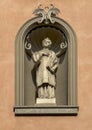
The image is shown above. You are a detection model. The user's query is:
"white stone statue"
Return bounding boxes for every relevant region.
[25,37,67,101]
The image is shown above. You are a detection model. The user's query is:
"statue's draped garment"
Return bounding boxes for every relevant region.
[32,49,58,87]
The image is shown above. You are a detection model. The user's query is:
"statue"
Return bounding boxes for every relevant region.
[25,37,67,101]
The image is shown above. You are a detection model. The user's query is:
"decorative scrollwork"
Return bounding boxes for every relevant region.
[33,4,60,24]
[60,41,67,49]
[25,36,32,50]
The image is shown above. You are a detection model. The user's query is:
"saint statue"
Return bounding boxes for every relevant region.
[25,37,67,100]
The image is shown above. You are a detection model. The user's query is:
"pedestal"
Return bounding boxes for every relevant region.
[36,98,56,104]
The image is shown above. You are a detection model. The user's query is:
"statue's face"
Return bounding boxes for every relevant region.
[42,38,52,48]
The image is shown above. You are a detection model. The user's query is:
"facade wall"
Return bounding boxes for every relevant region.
[0,0,92,130]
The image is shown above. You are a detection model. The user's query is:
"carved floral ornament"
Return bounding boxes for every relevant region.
[33,4,60,24]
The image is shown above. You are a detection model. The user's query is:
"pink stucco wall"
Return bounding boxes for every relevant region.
[0,0,92,130]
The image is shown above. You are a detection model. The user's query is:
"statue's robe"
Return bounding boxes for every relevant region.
[32,49,58,87]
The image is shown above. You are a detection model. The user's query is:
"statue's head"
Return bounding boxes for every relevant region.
[42,37,52,48]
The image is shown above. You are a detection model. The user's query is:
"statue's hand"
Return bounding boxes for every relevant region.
[47,66,54,74]
[41,52,49,56]
[60,42,67,49]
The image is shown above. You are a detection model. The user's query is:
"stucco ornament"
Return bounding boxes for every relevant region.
[33,4,60,24]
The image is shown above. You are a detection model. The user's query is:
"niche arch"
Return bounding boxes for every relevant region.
[14,17,78,115]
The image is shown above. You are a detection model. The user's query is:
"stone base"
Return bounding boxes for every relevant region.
[14,106,79,115]
[36,98,56,104]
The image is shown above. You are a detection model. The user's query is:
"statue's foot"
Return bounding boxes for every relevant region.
[48,96,55,99]
[38,95,44,98]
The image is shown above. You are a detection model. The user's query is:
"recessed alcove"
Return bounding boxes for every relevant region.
[24,24,68,106]
[14,17,78,115]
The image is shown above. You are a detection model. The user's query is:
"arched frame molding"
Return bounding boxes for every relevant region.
[14,17,78,115]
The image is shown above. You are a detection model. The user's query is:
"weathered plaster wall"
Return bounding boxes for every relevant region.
[0,0,92,130]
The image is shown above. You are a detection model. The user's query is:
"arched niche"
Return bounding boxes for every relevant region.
[14,17,78,115]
